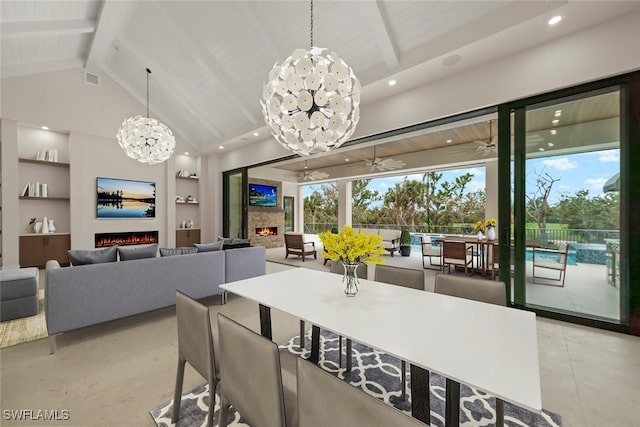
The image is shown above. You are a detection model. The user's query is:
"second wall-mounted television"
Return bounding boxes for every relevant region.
[249,183,277,207]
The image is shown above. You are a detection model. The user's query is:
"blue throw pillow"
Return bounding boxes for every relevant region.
[68,245,118,266]
[118,244,158,261]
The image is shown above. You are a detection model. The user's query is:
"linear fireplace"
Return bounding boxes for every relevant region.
[255,227,278,236]
[95,231,159,248]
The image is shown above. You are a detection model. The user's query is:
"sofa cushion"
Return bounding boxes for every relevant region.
[195,241,224,252]
[378,229,401,242]
[223,238,251,250]
[68,245,118,266]
[218,236,234,246]
[159,247,199,257]
[118,244,158,261]
[358,228,379,236]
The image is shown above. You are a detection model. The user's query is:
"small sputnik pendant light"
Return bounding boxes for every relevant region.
[117,68,176,165]
[261,0,361,156]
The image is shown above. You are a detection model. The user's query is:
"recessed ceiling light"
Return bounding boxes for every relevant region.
[388,79,397,86]
[446,139,452,143]
[552,119,559,125]
[253,132,259,137]
[345,158,350,162]
[219,145,224,150]
[547,143,554,147]
[548,15,562,26]
[538,147,545,152]
[184,152,189,155]
[550,130,557,135]
[41,126,49,130]
[554,110,562,117]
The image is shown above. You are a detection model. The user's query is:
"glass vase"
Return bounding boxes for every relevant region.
[341,262,360,297]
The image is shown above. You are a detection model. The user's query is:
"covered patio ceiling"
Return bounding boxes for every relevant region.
[255,90,620,183]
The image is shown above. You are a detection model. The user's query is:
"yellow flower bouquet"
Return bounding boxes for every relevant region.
[474,220,485,233]
[485,218,497,229]
[319,226,384,265]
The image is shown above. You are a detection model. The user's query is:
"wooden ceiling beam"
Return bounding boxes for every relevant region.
[1,19,95,38]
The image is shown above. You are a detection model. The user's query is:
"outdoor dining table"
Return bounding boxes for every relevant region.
[220,268,541,426]
[435,235,498,275]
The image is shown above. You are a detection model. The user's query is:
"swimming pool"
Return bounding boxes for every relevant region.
[410,234,605,265]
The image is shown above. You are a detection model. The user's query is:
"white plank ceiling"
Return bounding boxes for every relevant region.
[2,1,639,154]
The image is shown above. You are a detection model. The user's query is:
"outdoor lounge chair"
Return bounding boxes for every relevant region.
[532,242,569,287]
[421,235,441,270]
[284,233,317,262]
[441,241,474,276]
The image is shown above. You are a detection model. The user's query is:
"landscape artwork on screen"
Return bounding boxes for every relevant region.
[249,183,277,207]
[97,177,156,218]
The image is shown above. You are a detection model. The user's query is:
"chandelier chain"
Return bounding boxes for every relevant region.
[146,68,151,118]
[310,0,313,48]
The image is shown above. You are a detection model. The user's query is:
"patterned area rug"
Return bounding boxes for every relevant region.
[0,288,47,349]
[151,330,562,427]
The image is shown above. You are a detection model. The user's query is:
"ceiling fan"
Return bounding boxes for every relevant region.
[287,160,330,181]
[364,145,406,172]
[473,120,497,156]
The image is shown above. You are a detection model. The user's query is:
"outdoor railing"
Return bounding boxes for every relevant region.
[303,223,620,247]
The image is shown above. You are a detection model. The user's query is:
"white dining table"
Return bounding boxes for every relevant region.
[220,268,541,425]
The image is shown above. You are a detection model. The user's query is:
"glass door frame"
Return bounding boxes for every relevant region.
[498,72,640,333]
[222,167,248,239]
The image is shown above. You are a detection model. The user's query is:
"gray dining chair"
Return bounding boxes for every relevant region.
[296,358,428,427]
[217,313,298,427]
[172,291,218,427]
[374,264,425,400]
[433,272,507,425]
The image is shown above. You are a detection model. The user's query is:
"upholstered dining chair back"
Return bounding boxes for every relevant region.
[296,358,427,427]
[374,264,424,290]
[172,291,218,427]
[329,261,368,279]
[217,313,292,427]
[434,273,506,306]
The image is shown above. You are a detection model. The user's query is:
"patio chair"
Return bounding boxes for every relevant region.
[532,242,569,287]
[284,233,317,262]
[421,235,442,270]
[441,241,474,276]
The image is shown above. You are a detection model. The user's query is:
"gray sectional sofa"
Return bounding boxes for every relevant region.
[45,246,266,353]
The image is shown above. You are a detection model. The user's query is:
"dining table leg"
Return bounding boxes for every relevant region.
[299,320,305,349]
[258,304,272,340]
[410,365,430,424]
[496,398,504,426]
[445,378,460,427]
[308,325,321,364]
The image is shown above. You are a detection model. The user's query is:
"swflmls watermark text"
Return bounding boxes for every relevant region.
[3,409,70,421]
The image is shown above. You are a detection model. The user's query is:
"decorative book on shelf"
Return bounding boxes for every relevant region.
[35,149,58,162]
[21,182,48,197]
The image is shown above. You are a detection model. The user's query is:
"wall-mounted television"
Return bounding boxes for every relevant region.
[97,177,156,218]
[249,183,277,207]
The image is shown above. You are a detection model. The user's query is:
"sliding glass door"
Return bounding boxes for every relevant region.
[223,168,247,239]
[501,82,630,326]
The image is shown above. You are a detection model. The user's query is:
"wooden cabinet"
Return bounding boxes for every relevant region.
[176,229,201,247]
[19,233,71,268]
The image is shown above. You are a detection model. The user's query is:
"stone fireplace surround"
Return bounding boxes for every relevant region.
[248,178,284,249]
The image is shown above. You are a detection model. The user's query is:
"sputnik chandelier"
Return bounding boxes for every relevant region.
[117,68,176,165]
[261,0,361,156]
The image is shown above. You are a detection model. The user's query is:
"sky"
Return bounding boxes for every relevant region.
[302,149,620,206]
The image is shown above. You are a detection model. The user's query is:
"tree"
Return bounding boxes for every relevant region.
[303,190,324,229]
[351,179,381,225]
[526,169,560,244]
